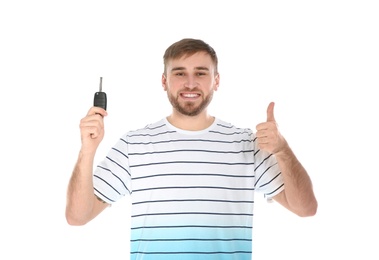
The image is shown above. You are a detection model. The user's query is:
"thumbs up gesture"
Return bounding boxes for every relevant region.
[256,102,288,154]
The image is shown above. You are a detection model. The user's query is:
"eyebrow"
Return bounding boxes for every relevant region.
[170,66,210,72]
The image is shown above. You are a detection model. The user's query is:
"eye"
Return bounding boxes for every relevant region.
[175,72,185,76]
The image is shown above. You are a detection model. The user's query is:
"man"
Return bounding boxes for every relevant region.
[66,38,317,260]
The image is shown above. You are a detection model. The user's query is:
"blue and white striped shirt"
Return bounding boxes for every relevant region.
[94,117,284,260]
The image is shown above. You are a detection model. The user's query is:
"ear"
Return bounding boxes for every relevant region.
[161,74,167,91]
[214,73,220,91]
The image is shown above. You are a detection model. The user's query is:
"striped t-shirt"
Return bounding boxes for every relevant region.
[93,117,284,260]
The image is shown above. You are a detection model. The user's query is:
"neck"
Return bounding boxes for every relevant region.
[167,111,215,131]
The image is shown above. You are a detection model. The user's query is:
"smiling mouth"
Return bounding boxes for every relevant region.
[180,93,200,99]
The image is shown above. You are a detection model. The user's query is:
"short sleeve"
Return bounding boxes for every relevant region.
[93,135,132,204]
[252,133,284,200]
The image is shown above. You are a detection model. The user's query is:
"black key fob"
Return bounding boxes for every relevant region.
[94,77,107,110]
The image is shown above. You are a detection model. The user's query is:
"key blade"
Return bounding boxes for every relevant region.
[99,77,103,92]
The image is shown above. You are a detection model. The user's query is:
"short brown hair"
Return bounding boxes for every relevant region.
[163,38,218,75]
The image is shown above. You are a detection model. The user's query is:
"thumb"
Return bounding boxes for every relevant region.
[266,102,276,122]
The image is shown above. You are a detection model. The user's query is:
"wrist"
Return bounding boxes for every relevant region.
[273,142,291,158]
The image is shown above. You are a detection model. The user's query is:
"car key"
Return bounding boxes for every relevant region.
[94,77,107,110]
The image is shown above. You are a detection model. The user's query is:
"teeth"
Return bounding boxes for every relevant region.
[183,93,198,97]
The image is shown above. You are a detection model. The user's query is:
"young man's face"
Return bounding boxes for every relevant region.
[162,51,220,117]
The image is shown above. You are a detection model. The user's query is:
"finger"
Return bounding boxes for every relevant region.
[80,122,100,137]
[80,116,104,136]
[256,122,268,131]
[257,135,267,143]
[255,129,267,138]
[266,102,275,122]
[87,106,108,117]
[89,126,101,139]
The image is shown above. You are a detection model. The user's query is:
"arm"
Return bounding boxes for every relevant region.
[65,107,110,226]
[256,102,318,217]
[271,145,317,217]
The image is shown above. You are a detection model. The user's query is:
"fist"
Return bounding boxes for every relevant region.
[79,106,108,151]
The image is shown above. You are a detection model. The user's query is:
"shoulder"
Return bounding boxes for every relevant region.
[120,119,174,143]
[213,118,253,136]
[126,118,167,135]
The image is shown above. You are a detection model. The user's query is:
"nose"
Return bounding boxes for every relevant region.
[184,75,198,89]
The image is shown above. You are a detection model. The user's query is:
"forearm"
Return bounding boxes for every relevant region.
[65,150,97,225]
[275,146,318,217]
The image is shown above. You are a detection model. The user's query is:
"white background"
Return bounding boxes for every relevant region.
[1,1,378,259]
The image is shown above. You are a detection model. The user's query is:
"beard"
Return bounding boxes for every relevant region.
[167,90,214,116]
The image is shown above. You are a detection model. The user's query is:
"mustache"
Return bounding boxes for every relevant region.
[179,87,202,93]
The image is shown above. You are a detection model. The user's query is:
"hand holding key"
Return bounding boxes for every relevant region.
[78,78,108,153]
